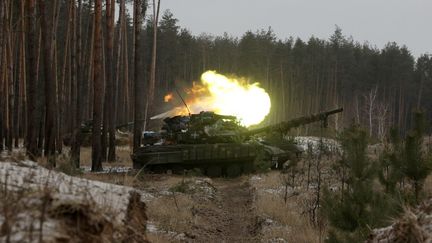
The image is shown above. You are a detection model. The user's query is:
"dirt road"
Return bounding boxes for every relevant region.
[189,178,260,242]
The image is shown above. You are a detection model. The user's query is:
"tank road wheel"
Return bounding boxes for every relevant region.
[152,165,166,174]
[226,163,242,177]
[172,165,185,175]
[242,162,254,174]
[207,165,222,177]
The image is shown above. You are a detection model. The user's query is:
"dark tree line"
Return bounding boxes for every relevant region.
[146,23,431,139]
[0,0,431,169]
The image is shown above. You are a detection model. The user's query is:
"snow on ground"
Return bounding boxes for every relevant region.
[0,160,153,221]
[0,160,152,242]
[80,165,133,173]
[294,136,341,154]
[367,199,432,242]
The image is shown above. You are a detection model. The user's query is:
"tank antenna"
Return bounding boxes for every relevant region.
[175,89,191,116]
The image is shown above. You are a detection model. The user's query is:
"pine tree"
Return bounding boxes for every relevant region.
[378,128,404,194]
[403,111,432,203]
[322,124,398,242]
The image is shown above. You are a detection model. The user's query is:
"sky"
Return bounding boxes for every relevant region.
[128,0,432,57]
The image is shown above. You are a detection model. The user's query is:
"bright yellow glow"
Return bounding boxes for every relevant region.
[155,71,271,127]
[200,71,271,126]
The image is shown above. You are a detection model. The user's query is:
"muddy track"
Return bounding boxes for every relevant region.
[189,178,260,243]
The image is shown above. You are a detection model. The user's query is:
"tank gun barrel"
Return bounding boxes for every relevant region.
[245,107,343,136]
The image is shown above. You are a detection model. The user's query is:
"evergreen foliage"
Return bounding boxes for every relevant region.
[378,111,432,203]
[378,128,404,194]
[403,111,432,202]
[323,124,399,242]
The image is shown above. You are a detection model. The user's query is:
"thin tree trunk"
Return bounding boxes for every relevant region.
[19,0,27,147]
[87,11,95,120]
[25,0,38,158]
[60,2,72,145]
[70,0,78,148]
[105,0,116,162]
[0,0,4,151]
[101,35,108,161]
[144,0,161,132]
[35,27,43,156]
[115,0,124,124]
[133,0,145,152]
[51,0,61,153]
[71,0,84,167]
[5,0,14,150]
[122,12,130,123]
[39,0,58,162]
[92,0,103,171]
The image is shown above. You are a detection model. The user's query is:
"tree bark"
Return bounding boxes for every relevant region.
[25,0,38,158]
[105,0,116,162]
[133,0,145,152]
[38,0,58,161]
[115,0,124,124]
[143,0,160,133]
[71,0,84,167]
[18,0,27,147]
[92,0,103,171]
[4,0,14,151]
[0,0,4,151]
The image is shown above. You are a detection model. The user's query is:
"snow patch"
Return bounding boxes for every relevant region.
[294,136,341,154]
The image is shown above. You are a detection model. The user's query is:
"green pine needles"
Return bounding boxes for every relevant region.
[323,111,432,242]
[402,111,432,203]
[323,125,398,242]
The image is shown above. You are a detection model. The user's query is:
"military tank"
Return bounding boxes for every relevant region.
[132,108,343,177]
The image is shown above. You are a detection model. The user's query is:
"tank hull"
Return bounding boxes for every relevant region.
[132,143,262,176]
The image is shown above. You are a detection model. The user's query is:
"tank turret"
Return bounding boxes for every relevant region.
[157,108,343,144]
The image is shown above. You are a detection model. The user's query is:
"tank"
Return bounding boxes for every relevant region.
[132,108,343,177]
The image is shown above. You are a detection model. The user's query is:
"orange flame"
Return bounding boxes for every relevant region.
[157,71,271,126]
[164,93,174,102]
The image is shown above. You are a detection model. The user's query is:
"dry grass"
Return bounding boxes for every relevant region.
[251,170,327,242]
[256,192,323,242]
[79,145,133,167]
[422,174,432,198]
[147,193,194,233]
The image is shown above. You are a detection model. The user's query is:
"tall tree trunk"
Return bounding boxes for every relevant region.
[122,10,130,124]
[25,0,38,158]
[115,0,124,124]
[51,0,61,153]
[4,0,14,151]
[60,2,72,146]
[105,0,116,162]
[18,0,27,147]
[39,0,58,162]
[101,35,108,161]
[92,0,103,171]
[143,0,161,132]
[70,0,78,150]
[0,0,4,151]
[71,0,84,167]
[35,27,43,156]
[86,11,95,120]
[133,0,145,152]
